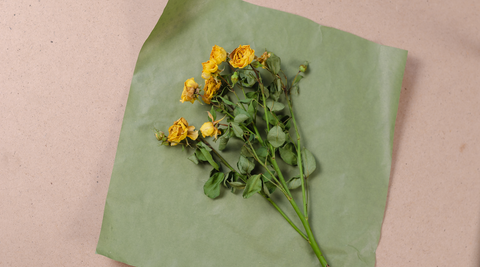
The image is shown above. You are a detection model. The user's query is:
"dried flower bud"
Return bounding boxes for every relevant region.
[256,51,270,65]
[155,130,166,141]
[231,72,239,84]
[299,61,309,72]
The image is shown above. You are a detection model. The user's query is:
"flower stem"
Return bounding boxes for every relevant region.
[197,137,308,242]
[265,197,308,241]
[245,141,288,196]
[286,94,308,218]
[270,157,328,267]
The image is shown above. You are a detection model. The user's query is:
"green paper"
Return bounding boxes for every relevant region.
[96,0,407,266]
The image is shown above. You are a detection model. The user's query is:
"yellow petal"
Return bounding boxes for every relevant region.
[200,122,215,138]
[187,129,198,140]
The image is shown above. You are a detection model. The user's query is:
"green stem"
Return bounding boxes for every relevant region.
[265,198,308,241]
[239,84,247,99]
[250,65,270,132]
[286,95,308,218]
[198,137,308,242]
[269,158,292,199]
[216,104,256,138]
[245,141,287,196]
[270,157,328,267]
[260,84,271,132]
[252,124,265,146]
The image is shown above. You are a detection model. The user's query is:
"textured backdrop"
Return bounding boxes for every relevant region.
[1,0,479,266]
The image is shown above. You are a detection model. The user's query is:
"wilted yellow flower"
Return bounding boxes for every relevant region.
[256,51,270,65]
[202,77,222,104]
[180,78,199,104]
[229,45,255,68]
[200,122,221,139]
[200,112,225,139]
[201,59,218,79]
[210,45,227,65]
[167,117,198,146]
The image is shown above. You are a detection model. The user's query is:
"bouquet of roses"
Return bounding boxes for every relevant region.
[154,44,329,267]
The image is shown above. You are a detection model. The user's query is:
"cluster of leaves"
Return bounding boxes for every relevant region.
[186,50,315,200]
[158,45,330,267]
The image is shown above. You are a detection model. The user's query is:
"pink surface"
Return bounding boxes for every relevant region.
[1,0,479,266]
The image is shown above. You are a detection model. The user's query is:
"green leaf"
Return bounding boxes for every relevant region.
[240,146,254,158]
[247,133,255,143]
[266,53,281,75]
[210,106,217,121]
[262,174,277,196]
[246,91,258,99]
[228,126,236,137]
[247,101,256,118]
[267,126,286,148]
[197,141,212,152]
[286,176,302,190]
[218,134,229,151]
[228,181,246,190]
[270,90,281,101]
[235,106,252,118]
[284,118,292,130]
[224,171,242,193]
[219,96,234,106]
[256,146,269,163]
[292,73,304,94]
[267,83,281,101]
[279,142,297,166]
[265,99,285,112]
[201,147,219,170]
[263,183,272,197]
[231,122,244,138]
[239,98,252,104]
[293,73,304,85]
[262,112,278,126]
[302,148,316,177]
[238,66,256,87]
[197,143,219,170]
[195,148,207,162]
[187,153,199,165]
[237,155,255,175]
[223,171,239,189]
[242,174,262,199]
[276,78,282,92]
[204,172,225,199]
[223,171,233,189]
[234,113,249,123]
[250,60,262,68]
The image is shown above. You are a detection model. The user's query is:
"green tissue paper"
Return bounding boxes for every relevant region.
[96,0,407,266]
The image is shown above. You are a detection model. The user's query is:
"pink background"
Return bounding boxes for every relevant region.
[1,0,479,266]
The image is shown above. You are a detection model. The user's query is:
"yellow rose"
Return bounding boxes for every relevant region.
[202,77,222,104]
[201,59,218,79]
[167,117,198,146]
[229,45,255,68]
[180,78,199,104]
[256,51,270,65]
[200,112,225,139]
[200,122,221,139]
[210,45,227,65]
